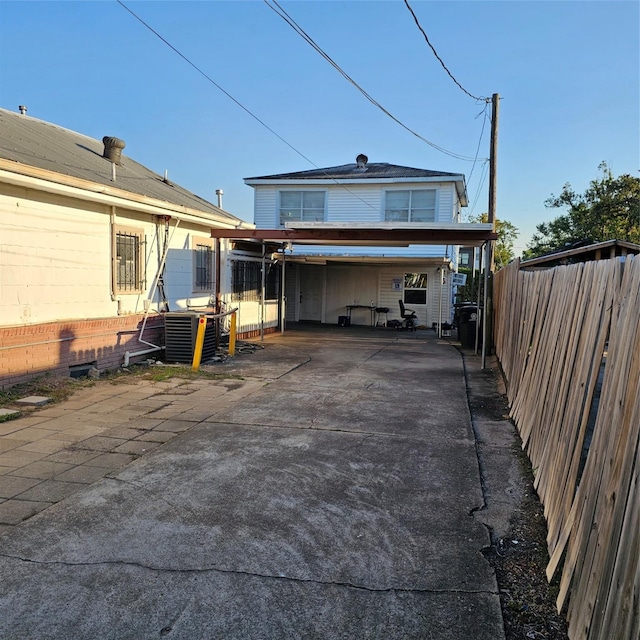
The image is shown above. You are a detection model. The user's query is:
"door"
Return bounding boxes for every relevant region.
[299,265,323,321]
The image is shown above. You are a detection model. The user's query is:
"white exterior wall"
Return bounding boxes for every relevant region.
[252,181,459,259]
[291,264,454,328]
[0,183,245,328]
[1,185,116,325]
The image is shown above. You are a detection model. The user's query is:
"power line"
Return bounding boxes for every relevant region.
[117,0,488,215]
[116,0,388,213]
[403,0,486,103]
[264,0,482,162]
[116,0,322,172]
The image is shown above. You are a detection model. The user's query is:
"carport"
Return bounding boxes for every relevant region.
[211,221,496,360]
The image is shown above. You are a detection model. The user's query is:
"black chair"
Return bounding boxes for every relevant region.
[398,299,417,331]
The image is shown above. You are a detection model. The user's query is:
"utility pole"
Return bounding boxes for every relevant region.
[482,92,499,369]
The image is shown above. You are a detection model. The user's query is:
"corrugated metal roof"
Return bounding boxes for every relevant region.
[245,162,463,181]
[0,108,240,223]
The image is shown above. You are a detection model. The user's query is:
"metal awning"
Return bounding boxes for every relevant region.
[210,222,496,247]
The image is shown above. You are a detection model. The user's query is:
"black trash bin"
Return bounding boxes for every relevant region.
[455,304,482,349]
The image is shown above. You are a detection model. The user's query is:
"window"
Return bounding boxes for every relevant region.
[459,248,472,267]
[231,260,280,302]
[193,237,215,291]
[279,191,325,226]
[385,190,436,222]
[404,273,428,305]
[113,226,144,293]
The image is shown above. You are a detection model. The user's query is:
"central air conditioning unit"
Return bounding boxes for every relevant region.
[164,312,217,364]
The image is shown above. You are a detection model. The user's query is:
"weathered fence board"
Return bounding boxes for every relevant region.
[494,255,639,640]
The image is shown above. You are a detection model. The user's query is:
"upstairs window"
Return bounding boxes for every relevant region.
[279,191,325,226]
[385,189,436,222]
[113,226,145,293]
[193,237,215,291]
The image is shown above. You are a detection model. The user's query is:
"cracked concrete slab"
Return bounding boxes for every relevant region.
[0,326,505,639]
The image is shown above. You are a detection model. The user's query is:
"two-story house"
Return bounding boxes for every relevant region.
[241,154,478,329]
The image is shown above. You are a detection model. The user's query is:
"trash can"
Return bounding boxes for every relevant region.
[455,304,482,349]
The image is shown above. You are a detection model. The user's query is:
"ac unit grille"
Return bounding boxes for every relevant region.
[164,313,217,363]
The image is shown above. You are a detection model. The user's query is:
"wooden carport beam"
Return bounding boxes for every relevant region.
[210,227,497,246]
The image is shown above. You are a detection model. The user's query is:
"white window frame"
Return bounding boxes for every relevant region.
[384,189,437,223]
[403,272,428,305]
[278,190,326,226]
[112,225,145,295]
[192,236,216,292]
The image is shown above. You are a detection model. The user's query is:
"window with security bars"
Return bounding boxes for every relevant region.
[114,227,144,293]
[385,189,436,222]
[194,240,215,291]
[231,260,280,302]
[279,191,325,226]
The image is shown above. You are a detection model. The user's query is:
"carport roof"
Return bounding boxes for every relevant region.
[210,222,496,248]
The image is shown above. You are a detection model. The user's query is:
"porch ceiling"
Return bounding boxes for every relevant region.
[210,222,496,248]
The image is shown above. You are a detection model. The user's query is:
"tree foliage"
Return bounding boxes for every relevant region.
[523,163,640,259]
[469,213,519,269]
[456,214,518,302]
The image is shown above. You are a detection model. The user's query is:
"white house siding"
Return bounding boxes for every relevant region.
[253,187,278,227]
[1,185,115,326]
[304,264,454,328]
[326,186,382,223]
[325,265,379,325]
[0,185,249,386]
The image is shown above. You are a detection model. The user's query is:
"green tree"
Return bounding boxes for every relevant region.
[469,213,519,269]
[456,214,518,302]
[523,163,640,259]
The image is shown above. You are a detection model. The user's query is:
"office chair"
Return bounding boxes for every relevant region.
[398,299,417,331]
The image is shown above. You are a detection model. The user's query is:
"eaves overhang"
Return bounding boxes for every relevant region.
[211,222,496,248]
[0,159,254,230]
[244,175,468,207]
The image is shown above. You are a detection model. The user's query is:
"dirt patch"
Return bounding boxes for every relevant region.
[486,450,568,639]
[464,354,568,639]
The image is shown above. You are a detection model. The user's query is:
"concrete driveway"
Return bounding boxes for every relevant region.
[0,326,508,639]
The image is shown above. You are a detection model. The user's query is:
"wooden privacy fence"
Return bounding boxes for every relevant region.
[494,256,639,640]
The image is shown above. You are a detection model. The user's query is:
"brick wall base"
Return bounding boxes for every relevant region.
[237,327,278,341]
[0,315,164,388]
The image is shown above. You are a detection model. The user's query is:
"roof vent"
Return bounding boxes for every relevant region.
[18,105,27,115]
[356,153,368,168]
[102,136,126,165]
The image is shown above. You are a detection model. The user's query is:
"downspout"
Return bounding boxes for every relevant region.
[123,217,180,366]
[110,206,119,310]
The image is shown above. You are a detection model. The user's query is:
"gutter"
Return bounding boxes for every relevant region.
[0,160,254,230]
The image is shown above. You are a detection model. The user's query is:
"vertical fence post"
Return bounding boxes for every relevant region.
[191,315,207,371]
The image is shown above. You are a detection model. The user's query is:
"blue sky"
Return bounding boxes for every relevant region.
[1,0,638,255]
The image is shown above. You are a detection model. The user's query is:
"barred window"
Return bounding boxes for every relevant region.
[231,260,280,302]
[193,238,215,291]
[113,226,144,293]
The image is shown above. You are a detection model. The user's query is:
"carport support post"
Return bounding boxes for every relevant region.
[260,242,266,342]
[281,248,286,335]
